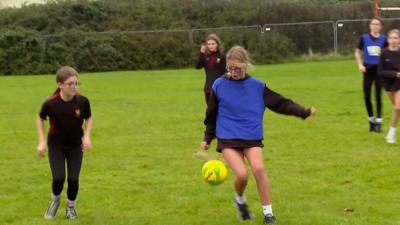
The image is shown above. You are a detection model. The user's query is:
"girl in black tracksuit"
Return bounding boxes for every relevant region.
[195,33,227,104]
[36,66,92,220]
[378,29,400,143]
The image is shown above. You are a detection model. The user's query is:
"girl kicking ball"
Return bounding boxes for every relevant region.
[36,66,92,220]
[378,29,400,143]
[200,46,315,224]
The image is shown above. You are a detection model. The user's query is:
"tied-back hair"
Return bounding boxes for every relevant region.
[52,66,78,95]
[370,17,382,25]
[225,46,253,78]
[206,33,223,53]
[388,29,400,37]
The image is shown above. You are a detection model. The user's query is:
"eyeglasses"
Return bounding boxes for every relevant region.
[64,81,81,88]
[226,66,243,74]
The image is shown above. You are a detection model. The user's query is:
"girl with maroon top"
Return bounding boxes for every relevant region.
[378,29,400,143]
[195,33,227,104]
[36,66,92,220]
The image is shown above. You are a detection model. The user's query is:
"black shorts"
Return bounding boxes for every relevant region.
[382,78,400,92]
[216,139,264,153]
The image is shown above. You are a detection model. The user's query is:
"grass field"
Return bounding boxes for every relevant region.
[0,60,399,225]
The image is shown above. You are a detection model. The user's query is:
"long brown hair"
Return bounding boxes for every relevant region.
[53,66,78,95]
[206,33,223,53]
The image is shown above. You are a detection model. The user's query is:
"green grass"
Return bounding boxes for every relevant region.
[1,59,400,225]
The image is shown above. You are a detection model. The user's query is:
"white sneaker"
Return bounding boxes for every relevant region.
[44,199,60,219]
[385,133,396,144]
[66,206,78,220]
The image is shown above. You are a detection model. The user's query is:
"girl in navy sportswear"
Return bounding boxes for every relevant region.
[200,46,315,224]
[355,18,387,132]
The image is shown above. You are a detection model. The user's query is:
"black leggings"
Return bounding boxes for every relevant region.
[363,65,382,118]
[48,145,83,201]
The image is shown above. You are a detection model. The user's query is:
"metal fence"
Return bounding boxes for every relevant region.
[187,18,400,55]
[13,18,400,58]
[262,21,335,55]
[2,18,400,74]
[335,18,400,54]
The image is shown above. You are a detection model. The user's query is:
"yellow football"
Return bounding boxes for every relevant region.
[201,160,228,185]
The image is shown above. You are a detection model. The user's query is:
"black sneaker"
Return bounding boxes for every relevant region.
[264,214,276,224]
[66,206,78,220]
[369,121,375,132]
[233,199,252,220]
[44,199,60,219]
[374,122,382,133]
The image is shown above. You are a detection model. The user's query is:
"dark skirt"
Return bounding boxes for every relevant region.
[217,139,264,153]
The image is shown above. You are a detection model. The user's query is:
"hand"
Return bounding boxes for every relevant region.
[36,142,46,157]
[200,44,207,54]
[200,141,209,150]
[82,136,92,152]
[358,64,366,73]
[309,107,316,117]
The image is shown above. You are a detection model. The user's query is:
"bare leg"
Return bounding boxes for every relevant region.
[222,148,248,197]
[390,91,400,128]
[387,92,395,105]
[244,147,271,205]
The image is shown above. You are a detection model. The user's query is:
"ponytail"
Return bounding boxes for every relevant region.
[51,66,78,97]
[53,88,61,95]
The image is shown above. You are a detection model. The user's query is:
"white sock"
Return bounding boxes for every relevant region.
[368,117,375,122]
[234,193,246,204]
[52,193,60,201]
[67,199,75,208]
[388,127,397,135]
[375,118,383,123]
[262,204,273,216]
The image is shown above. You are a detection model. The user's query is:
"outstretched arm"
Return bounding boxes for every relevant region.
[264,85,313,119]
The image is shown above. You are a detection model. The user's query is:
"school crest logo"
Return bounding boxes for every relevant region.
[216,58,221,63]
[74,108,81,118]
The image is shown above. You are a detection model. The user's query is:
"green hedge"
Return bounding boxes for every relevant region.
[0,0,382,75]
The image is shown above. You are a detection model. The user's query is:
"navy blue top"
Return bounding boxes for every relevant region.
[212,76,265,140]
[359,34,386,65]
